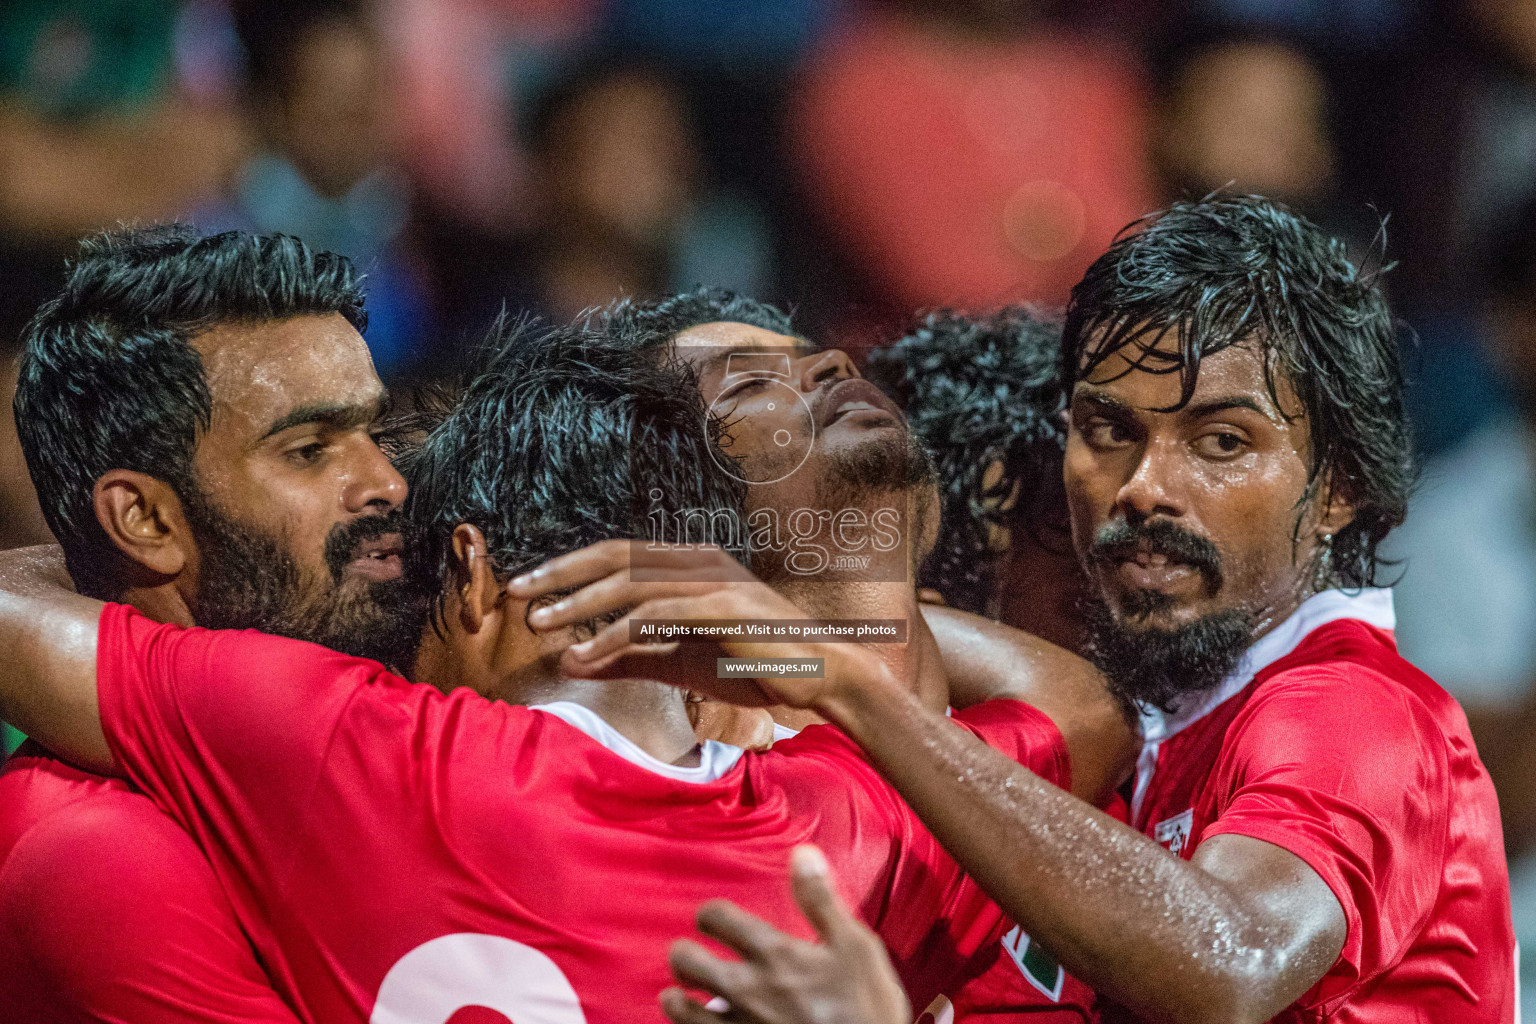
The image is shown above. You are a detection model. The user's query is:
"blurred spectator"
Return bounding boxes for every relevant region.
[203,0,433,377]
[1149,28,1389,260]
[506,59,773,323]
[0,0,247,551]
[604,0,840,68]
[1384,192,1536,1019]
[379,0,602,231]
[1456,0,1536,278]
[1153,33,1333,206]
[789,0,1154,315]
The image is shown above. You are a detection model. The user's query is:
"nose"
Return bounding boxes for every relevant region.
[1114,438,1184,521]
[341,436,408,515]
[796,349,858,393]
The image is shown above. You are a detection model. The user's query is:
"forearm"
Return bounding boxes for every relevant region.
[0,550,113,772]
[816,680,1309,1024]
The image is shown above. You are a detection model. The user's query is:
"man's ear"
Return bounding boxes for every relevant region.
[93,470,191,579]
[450,523,497,634]
[1315,471,1358,541]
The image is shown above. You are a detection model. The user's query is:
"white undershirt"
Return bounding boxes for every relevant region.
[531,701,747,783]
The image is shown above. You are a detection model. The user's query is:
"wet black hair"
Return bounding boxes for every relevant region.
[15,224,366,600]
[1062,193,1412,589]
[400,313,749,634]
[596,287,796,352]
[867,307,1067,613]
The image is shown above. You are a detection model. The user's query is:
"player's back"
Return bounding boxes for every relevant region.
[97,605,1035,1023]
[0,743,298,1024]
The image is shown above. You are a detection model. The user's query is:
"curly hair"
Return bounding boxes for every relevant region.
[867,307,1067,613]
[1062,193,1412,589]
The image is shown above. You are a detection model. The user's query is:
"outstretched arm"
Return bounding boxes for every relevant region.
[922,604,1137,807]
[814,677,1344,1024]
[514,542,1347,1024]
[0,544,113,773]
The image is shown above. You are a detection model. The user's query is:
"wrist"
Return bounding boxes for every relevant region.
[811,649,908,729]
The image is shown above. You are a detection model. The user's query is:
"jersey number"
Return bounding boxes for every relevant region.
[371,934,587,1024]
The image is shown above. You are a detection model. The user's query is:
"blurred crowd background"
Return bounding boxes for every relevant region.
[4,0,1536,1008]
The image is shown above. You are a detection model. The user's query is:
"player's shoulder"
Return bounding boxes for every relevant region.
[1234,621,1456,778]
[1253,618,1452,735]
[0,742,136,860]
[0,759,207,898]
[107,601,401,684]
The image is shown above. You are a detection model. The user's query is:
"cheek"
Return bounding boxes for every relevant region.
[1190,457,1312,583]
[1062,440,1113,527]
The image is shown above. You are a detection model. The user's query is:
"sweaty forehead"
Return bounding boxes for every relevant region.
[1078,330,1294,418]
[193,313,384,431]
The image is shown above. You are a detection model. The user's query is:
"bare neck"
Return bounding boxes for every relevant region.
[770,577,949,730]
[487,672,704,767]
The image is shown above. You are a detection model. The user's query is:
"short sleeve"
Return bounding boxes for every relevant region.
[1197,667,1449,1006]
[94,603,394,893]
[0,788,300,1024]
[951,698,1071,792]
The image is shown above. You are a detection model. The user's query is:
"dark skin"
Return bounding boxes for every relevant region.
[515,331,1358,1024]
[671,321,947,732]
[581,321,1131,794]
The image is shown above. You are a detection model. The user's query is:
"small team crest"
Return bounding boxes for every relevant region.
[1000,924,1064,1001]
[1154,808,1195,857]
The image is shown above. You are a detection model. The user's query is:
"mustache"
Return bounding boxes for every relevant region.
[1088,517,1224,594]
[324,508,406,583]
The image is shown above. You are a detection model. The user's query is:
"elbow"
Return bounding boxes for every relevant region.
[1178,952,1298,1024]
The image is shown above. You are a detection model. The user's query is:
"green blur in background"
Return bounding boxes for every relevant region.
[3,722,24,755]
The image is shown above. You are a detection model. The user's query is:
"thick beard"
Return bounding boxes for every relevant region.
[824,430,936,496]
[1083,599,1254,716]
[183,492,415,669]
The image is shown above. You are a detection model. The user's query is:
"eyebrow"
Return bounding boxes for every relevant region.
[260,394,392,442]
[701,339,819,373]
[1072,388,1278,422]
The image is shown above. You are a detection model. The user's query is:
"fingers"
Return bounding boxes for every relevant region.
[694,899,791,960]
[526,569,722,634]
[508,541,743,602]
[788,845,852,943]
[668,937,749,996]
[506,539,633,598]
[658,988,723,1024]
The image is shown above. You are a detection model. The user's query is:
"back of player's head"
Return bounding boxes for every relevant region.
[1062,193,1412,589]
[597,287,796,353]
[867,307,1066,613]
[401,314,748,631]
[15,224,366,600]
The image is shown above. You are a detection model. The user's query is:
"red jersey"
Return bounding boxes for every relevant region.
[0,742,298,1024]
[1125,588,1515,1023]
[930,797,1127,1024]
[93,603,1070,1024]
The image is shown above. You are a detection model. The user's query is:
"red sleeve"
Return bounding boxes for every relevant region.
[1196,666,1450,1006]
[93,602,394,898]
[0,789,299,1024]
[950,698,1071,793]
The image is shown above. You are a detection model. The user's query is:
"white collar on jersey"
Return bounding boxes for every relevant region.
[1130,587,1395,822]
[531,701,747,784]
